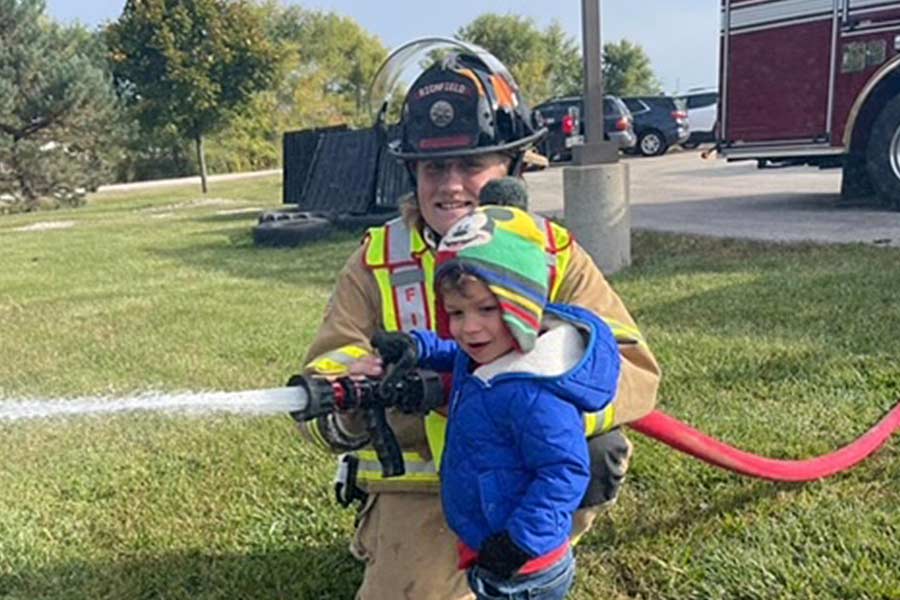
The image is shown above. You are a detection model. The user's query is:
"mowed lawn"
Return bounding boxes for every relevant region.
[1,175,898,599]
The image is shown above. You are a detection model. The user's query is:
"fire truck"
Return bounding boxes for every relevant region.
[719,0,900,208]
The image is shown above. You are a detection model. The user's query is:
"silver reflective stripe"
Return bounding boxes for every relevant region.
[387,217,411,260]
[356,457,439,481]
[390,269,425,286]
[385,219,429,332]
[394,268,429,331]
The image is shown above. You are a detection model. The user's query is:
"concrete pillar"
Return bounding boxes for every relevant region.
[563,162,631,275]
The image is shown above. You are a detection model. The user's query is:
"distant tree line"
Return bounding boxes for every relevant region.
[0,0,661,212]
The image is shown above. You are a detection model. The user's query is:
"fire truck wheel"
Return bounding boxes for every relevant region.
[638,130,668,157]
[865,95,900,210]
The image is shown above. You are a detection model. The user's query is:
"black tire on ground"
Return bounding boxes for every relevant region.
[681,141,700,150]
[841,151,877,204]
[865,94,900,210]
[638,130,668,157]
[253,216,334,247]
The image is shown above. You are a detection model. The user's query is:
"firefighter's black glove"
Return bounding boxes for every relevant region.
[371,331,418,372]
[477,531,533,579]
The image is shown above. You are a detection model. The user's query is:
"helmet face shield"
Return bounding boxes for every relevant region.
[370,37,546,161]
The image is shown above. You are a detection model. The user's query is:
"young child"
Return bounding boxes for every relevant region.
[372,206,622,600]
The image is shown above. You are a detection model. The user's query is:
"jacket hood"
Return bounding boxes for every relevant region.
[472,303,620,413]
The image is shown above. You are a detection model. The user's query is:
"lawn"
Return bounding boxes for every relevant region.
[1,175,898,599]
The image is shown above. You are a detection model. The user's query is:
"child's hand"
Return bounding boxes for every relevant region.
[371,331,418,370]
[347,355,384,379]
[477,531,533,579]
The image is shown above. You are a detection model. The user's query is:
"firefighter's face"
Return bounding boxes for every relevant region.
[443,277,516,364]
[414,153,510,236]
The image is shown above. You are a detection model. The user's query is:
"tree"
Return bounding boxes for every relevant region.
[0,0,123,212]
[106,0,278,193]
[267,6,387,129]
[456,14,582,105]
[602,40,662,97]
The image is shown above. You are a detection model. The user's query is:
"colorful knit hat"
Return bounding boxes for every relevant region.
[435,206,549,352]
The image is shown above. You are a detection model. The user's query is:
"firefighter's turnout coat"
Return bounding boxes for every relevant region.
[299,202,661,494]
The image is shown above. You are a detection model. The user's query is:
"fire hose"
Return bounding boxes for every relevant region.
[286,369,899,482]
[629,403,900,481]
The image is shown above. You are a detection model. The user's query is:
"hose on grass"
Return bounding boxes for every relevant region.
[629,400,900,481]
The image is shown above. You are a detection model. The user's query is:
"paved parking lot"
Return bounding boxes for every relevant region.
[525,150,900,247]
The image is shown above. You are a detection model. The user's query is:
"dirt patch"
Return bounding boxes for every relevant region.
[13,221,76,232]
[140,198,242,213]
[215,207,263,216]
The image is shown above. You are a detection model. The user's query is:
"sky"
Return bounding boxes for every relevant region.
[45,0,721,94]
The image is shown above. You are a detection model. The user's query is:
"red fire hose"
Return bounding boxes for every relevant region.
[629,401,900,482]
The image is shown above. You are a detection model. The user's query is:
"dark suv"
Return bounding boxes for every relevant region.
[532,95,636,162]
[621,96,689,156]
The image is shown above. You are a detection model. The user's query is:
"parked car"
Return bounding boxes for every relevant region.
[621,96,689,156]
[532,95,636,162]
[675,88,718,149]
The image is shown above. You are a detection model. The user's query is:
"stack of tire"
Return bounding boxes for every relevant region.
[253,208,398,247]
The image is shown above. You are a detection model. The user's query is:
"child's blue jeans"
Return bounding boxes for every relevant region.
[466,549,575,600]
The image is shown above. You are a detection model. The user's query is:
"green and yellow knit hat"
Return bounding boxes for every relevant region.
[435,206,549,352]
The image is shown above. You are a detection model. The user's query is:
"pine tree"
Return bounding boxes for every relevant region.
[0,0,123,212]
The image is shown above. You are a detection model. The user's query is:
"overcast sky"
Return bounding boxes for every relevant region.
[46,0,721,94]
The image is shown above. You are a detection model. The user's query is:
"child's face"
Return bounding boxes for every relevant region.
[443,278,516,364]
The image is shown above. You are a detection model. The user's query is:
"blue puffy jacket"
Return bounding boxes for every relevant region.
[410,303,621,559]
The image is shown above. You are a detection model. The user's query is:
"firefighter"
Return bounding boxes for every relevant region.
[297,39,661,600]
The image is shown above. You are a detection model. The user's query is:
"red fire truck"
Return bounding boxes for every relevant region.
[719,0,900,208]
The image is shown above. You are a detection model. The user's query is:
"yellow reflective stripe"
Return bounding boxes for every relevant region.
[365,227,386,266]
[552,245,572,299]
[305,345,370,376]
[410,226,427,254]
[549,221,571,249]
[603,318,646,346]
[601,405,616,433]
[357,450,431,462]
[424,411,447,472]
[584,412,598,436]
[491,284,543,316]
[356,450,438,482]
[305,419,330,450]
[372,267,399,330]
[584,406,617,436]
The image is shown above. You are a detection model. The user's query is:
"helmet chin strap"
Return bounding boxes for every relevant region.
[508,151,526,177]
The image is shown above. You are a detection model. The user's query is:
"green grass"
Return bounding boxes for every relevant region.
[1,178,898,599]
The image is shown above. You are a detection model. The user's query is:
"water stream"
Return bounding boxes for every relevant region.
[0,386,307,422]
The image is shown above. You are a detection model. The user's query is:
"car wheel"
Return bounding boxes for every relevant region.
[638,131,667,157]
[865,94,900,210]
[681,140,700,150]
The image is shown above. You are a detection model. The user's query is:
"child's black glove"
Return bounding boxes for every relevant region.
[370,331,418,370]
[477,531,533,579]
